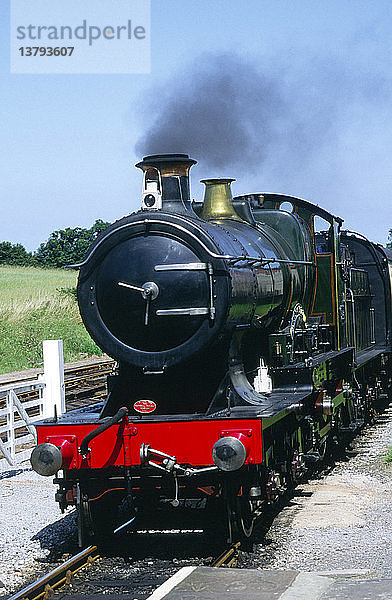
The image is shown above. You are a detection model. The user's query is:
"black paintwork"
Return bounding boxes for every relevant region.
[75,171,390,421]
[77,204,312,415]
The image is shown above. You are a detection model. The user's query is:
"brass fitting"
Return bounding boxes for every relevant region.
[201,178,242,221]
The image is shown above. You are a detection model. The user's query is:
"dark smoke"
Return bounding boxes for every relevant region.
[135,52,391,175]
[135,53,292,173]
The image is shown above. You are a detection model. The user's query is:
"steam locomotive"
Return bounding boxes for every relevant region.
[31,154,392,548]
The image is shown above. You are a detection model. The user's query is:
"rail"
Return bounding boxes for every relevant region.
[7,545,100,600]
[211,542,241,568]
[8,540,240,600]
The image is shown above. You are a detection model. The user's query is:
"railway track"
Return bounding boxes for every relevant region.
[7,546,100,600]
[0,359,114,454]
[8,538,241,600]
[0,358,115,409]
[63,360,115,409]
[211,542,241,567]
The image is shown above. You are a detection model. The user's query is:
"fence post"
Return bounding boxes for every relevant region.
[6,390,15,464]
[42,340,65,418]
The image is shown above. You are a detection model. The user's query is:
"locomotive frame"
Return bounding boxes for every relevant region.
[30,154,392,548]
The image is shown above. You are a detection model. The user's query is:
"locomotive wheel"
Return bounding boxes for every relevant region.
[77,489,119,547]
[318,438,328,462]
[224,481,255,551]
[77,494,93,548]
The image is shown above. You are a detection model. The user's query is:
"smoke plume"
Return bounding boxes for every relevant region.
[133,50,392,244]
[135,52,391,177]
[135,54,290,172]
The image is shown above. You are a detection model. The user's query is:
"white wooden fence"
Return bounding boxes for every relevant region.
[0,340,65,467]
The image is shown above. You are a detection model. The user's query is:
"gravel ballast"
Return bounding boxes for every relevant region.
[0,462,78,596]
[245,404,392,575]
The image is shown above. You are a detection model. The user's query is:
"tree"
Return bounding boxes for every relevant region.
[34,219,110,268]
[0,241,33,266]
[388,229,392,250]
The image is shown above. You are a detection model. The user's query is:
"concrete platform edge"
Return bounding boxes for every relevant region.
[147,566,197,600]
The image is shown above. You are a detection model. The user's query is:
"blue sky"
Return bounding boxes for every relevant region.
[1,0,392,250]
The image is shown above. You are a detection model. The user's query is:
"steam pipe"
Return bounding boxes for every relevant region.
[79,406,128,458]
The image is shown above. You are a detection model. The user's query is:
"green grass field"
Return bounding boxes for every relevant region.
[0,265,102,374]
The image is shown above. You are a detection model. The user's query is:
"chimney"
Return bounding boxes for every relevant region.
[135,153,196,214]
[200,178,242,221]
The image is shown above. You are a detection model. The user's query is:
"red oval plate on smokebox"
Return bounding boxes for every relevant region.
[133,399,157,414]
